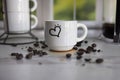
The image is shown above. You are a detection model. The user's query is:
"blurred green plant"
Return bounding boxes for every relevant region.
[54,0,96,20]
[30,1,36,15]
[0,0,3,20]
[54,0,74,20]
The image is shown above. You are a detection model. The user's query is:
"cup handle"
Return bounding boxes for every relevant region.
[31,15,38,29]
[77,23,88,41]
[30,0,37,12]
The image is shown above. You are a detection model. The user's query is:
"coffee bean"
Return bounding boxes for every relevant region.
[76,55,82,60]
[11,53,18,56]
[77,51,84,56]
[37,50,43,55]
[75,43,81,47]
[44,44,48,47]
[86,46,94,53]
[78,48,86,53]
[85,50,90,54]
[39,53,43,57]
[87,46,94,51]
[33,42,39,47]
[84,58,91,62]
[93,49,97,52]
[95,58,104,64]
[25,53,33,59]
[27,47,33,52]
[84,41,88,44]
[40,41,45,44]
[75,41,83,47]
[33,49,38,55]
[42,52,48,55]
[91,43,97,48]
[38,50,44,57]
[82,63,85,66]
[66,54,71,59]
[73,46,78,50]
[41,46,46,49]
[40,41,48,47]
[16,54,23,60]
[97,49,101,52]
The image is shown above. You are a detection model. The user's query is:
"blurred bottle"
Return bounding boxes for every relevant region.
[102,0,116,39]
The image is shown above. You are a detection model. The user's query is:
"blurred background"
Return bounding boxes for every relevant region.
[0,0,96,20]
[0,0,116,29]
[54,0,95,20]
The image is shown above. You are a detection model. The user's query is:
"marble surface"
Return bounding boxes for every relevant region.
[0,30,120,80]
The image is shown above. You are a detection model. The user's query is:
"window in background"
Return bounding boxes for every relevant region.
[76,0,96,20]
[54,0,96,21]
[54,0,74,20]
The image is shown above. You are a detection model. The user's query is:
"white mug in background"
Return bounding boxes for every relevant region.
[3,0,38,33]
[5,12,38,33]
[5,0,37,12]
[45,20,88,51]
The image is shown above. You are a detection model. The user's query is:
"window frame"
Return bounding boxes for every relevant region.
[37,0,104,28]
[0,0,110,29]
[78,0,104,28]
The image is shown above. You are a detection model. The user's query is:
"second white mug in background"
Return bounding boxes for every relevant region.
[45,20,88,51]
[5,12,38,33]
[5,0,37,12]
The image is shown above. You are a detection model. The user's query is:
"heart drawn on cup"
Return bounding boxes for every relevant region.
[49,24,61,37]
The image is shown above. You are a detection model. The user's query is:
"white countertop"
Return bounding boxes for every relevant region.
[0,29,120,80]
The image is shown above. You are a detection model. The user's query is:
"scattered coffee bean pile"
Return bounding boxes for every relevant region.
[10,40,104,64]
[11,41,48,60]
[26,47,48,60]
[11,50,48,60]
[66,40,104,64]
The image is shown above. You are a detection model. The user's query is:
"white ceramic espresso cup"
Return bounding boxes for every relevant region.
[45,20,88,51]
[6,12,38,33]
[5,0,37,12]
